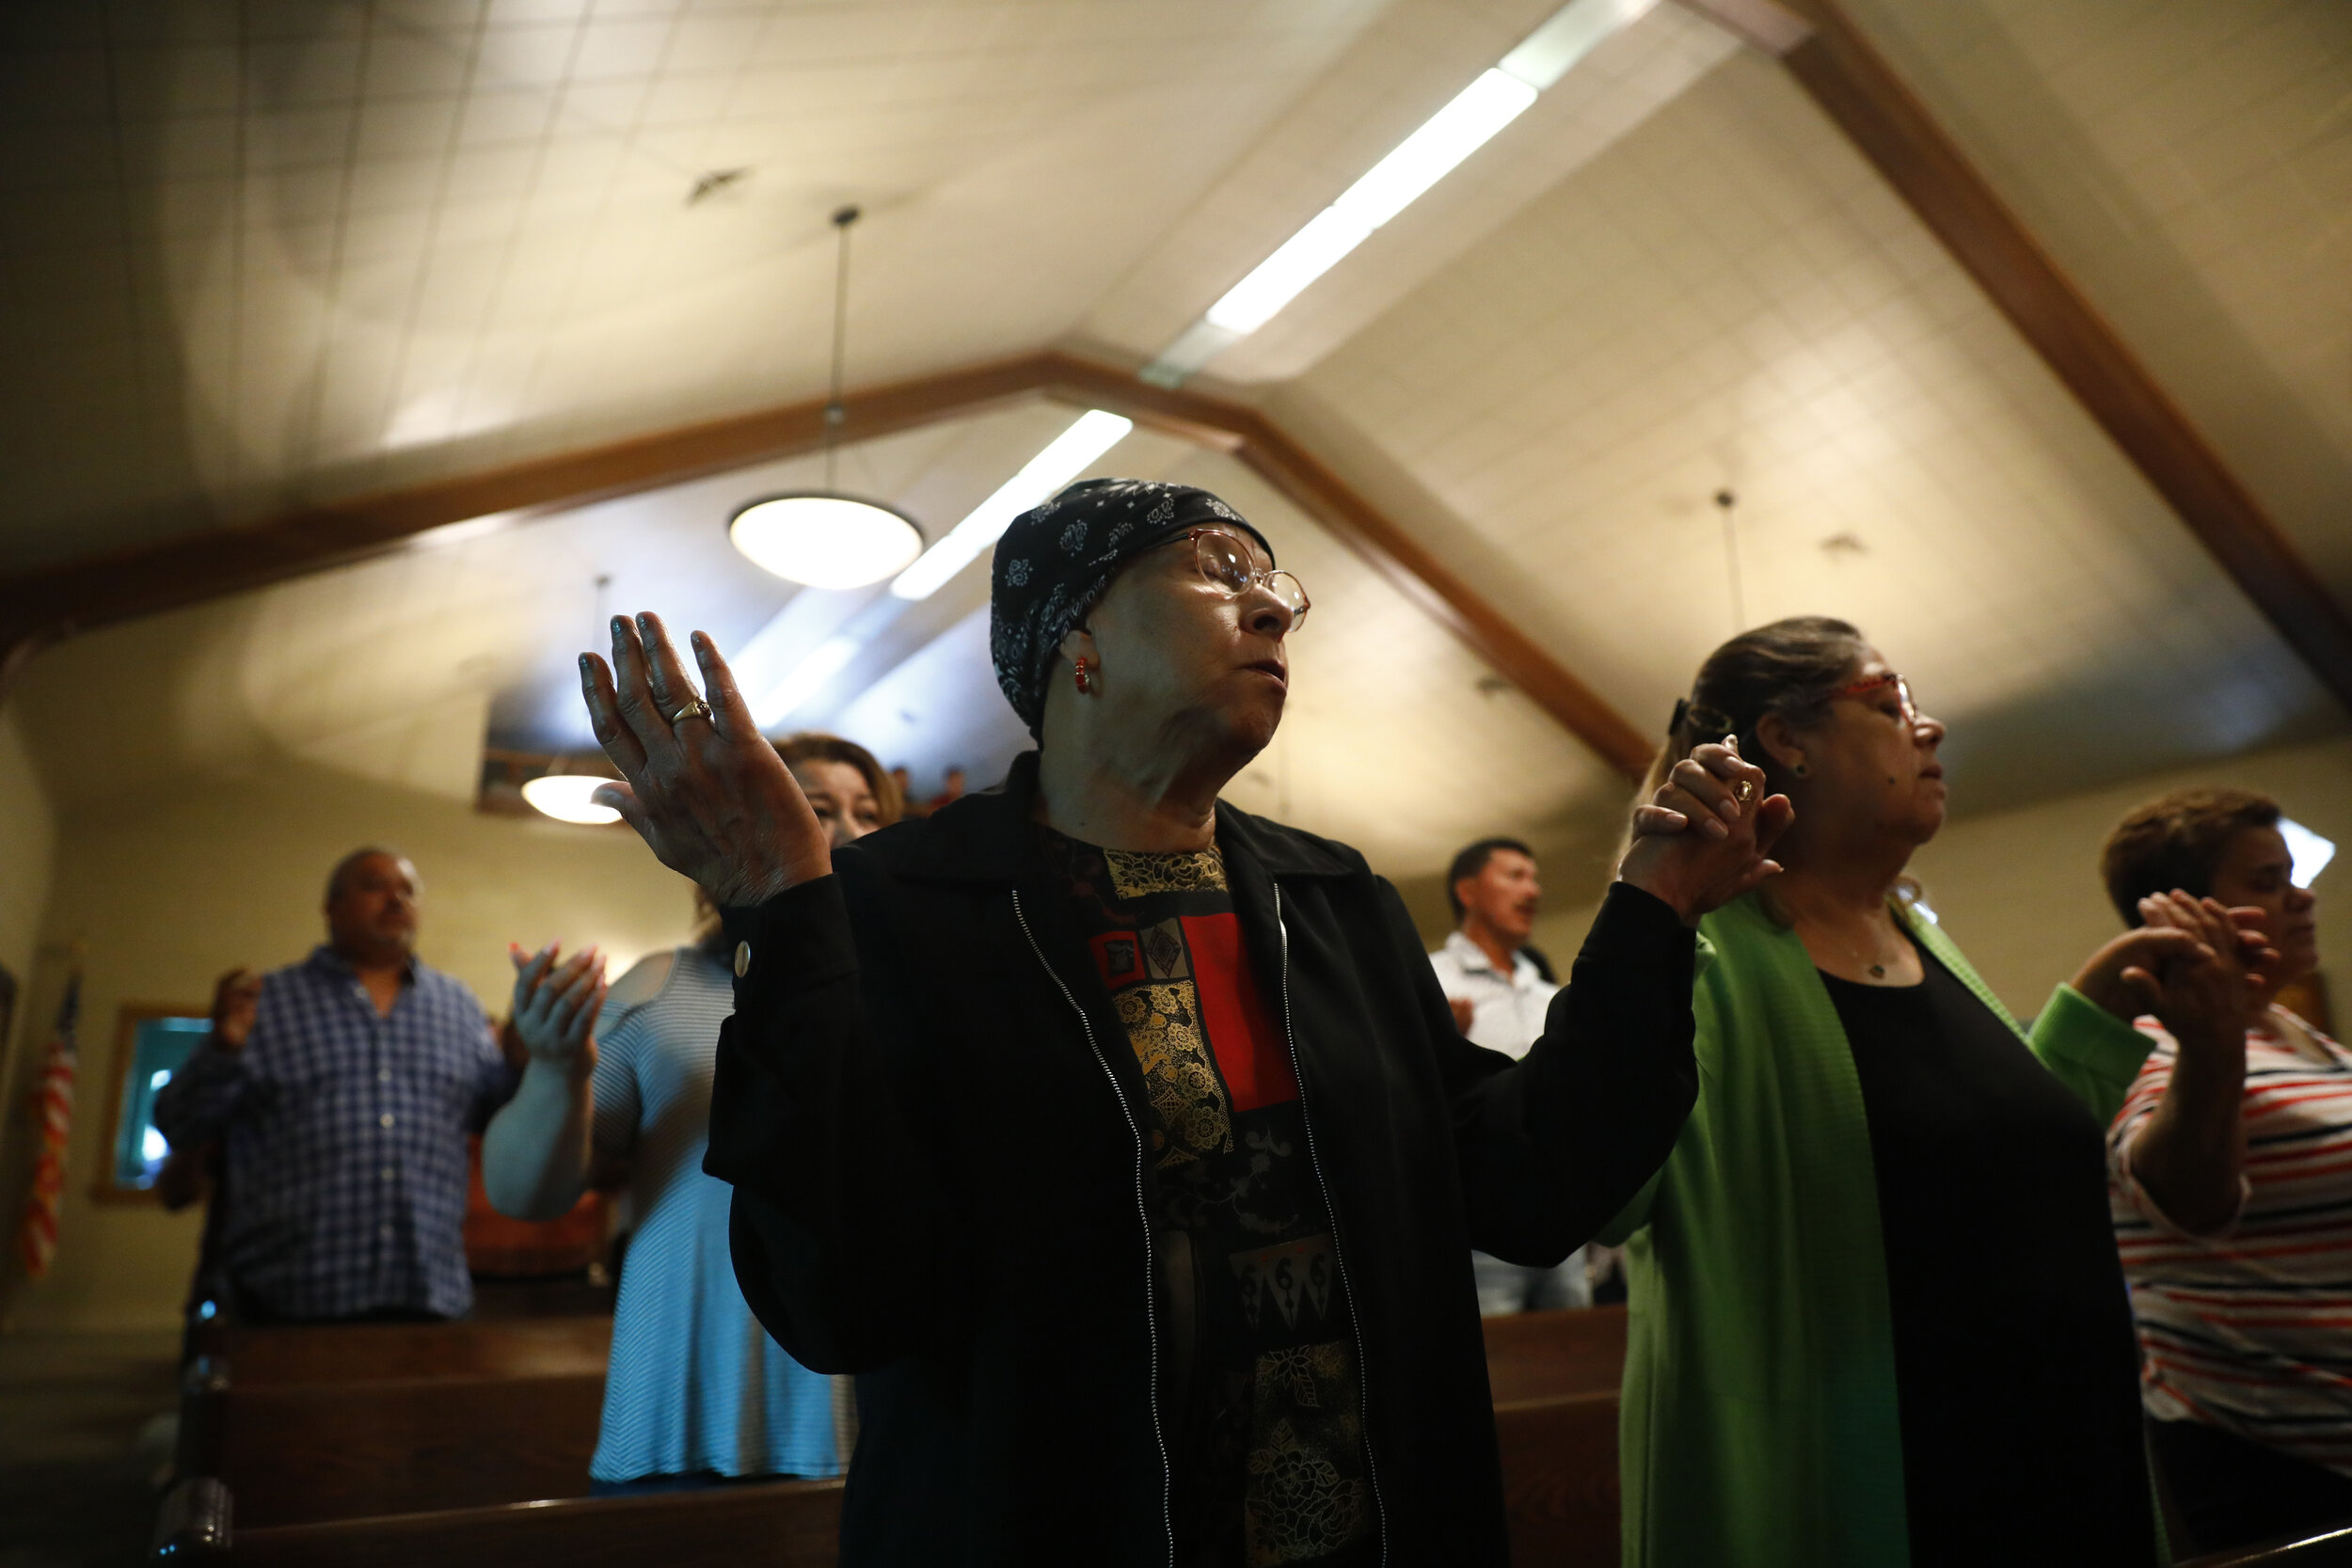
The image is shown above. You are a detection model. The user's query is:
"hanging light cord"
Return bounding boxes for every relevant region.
[824,205,859,493]
[1715,488,1743,631]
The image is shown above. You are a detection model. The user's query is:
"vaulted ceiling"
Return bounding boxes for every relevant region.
[5,0,2346,893]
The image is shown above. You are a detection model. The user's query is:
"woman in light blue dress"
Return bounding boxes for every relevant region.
[484,734,897,1493]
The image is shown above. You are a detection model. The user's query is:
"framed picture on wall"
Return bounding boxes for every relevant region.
[89,1003,212,1207]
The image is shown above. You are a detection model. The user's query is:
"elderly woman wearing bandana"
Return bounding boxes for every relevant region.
[576,479,1785,1568]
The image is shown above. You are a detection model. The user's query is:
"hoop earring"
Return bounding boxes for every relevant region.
[1073,657,1093,695]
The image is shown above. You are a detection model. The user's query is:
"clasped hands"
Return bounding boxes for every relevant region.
[1618,739,1793,927]
[2072,891,2274,1048]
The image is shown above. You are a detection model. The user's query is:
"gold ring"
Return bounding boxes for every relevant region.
[1733,778,1756,805]
[669,698,713,727]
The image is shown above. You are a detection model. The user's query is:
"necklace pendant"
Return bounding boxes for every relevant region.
[1868,963,1885,978]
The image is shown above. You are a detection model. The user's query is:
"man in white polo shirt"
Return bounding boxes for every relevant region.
[1429,836,1588,1315]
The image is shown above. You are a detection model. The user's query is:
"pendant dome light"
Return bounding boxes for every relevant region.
[521,771,623,825]
[730,206,924,588]
[527,576,628,825]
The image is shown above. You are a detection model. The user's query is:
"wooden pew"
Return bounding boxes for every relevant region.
[211,1317,611,1386]
[173,1316,614,1523]
[210,1395,1616,1568]
[225,1479,846,1568]
[214,1371,605,1527]
[1498,1390,1621,1568]
[1483,1305,1627,1402]
[178,1307,1630,1560]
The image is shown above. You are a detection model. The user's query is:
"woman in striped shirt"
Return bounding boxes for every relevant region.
[2103,787,2352,1554]
[483,733,898,1493]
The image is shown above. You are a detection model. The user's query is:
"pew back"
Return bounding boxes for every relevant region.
[1481,1304,1628,1402]
[228,1479,846,1568]
[218,1372,604,1528]
[1497,1392,1620,1568]
[215,1318,612,1386]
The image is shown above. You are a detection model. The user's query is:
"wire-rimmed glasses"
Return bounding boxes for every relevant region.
[1185,528,1310,626]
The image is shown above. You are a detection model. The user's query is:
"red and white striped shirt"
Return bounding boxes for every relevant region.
[2109,1006,2352,1475]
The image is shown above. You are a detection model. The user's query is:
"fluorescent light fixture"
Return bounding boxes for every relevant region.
[1207,208,1381,336]
[729,495,925,589]
[1151,0,1655,385]
[1204,71,1534,334]
[890,410,1134,601]
[1331,68,1538,230]
[2281,817,2336,889]
[521,774,623,826]
[760,634,863,721]
[1499,0,1659,90]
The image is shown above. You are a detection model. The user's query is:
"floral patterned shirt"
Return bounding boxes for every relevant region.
[1042,828,1374,1568]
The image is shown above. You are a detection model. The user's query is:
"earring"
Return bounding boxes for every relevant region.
[1073,657,1093,695]
[1792,762,1808,777]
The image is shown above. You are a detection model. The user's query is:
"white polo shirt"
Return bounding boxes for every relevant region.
[1428,930,1559,1060]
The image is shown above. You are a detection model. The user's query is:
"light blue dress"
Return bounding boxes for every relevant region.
[589,945,840,1482]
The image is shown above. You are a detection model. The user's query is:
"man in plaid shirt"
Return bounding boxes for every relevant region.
[155,847,517,1323]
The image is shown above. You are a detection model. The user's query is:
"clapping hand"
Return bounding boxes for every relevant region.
[508,944,609,1081]
[1616,739,1793,927]
[210,968,262,1053]
[579,612,835,909]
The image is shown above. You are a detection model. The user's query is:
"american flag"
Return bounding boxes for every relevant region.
[17,976,80,1280]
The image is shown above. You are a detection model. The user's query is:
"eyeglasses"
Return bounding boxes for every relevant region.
[1833,671,1919,726]
[1184,528,1311,626]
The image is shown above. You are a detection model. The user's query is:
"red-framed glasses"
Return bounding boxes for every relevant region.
[1833,671,1919,725]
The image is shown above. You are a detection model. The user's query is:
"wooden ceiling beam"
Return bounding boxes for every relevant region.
[0,350,1654,779]
[1685,0,2352,713]
[0,353,1050,671]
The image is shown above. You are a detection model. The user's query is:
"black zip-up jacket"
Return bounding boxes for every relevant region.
[706,753,1697,1566]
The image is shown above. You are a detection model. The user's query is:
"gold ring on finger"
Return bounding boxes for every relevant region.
[1733,778,1756,805]
[669,697,713,728]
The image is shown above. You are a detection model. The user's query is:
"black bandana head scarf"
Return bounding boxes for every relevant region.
[989,477,1273,737]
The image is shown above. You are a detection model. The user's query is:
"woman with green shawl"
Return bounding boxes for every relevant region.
[1609,616,2260,1566]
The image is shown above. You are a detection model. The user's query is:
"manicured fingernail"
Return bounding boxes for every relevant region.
[611,616,627,639]
[1719,797,1741,821]
[1705,817,1728,840]
[1723,734,1739,751]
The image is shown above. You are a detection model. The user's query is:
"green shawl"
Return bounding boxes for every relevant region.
[1599,892,2156,1566]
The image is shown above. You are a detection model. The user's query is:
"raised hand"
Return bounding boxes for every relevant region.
[1616,739,1793,926]
[210,967,262,1053]
[2110,893,2267,1234]
[579,612,834,908]
[2133,892,2271,1046]
[508,943,608,1080]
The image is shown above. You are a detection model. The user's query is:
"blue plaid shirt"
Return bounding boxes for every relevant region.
[153,946,516,1320]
